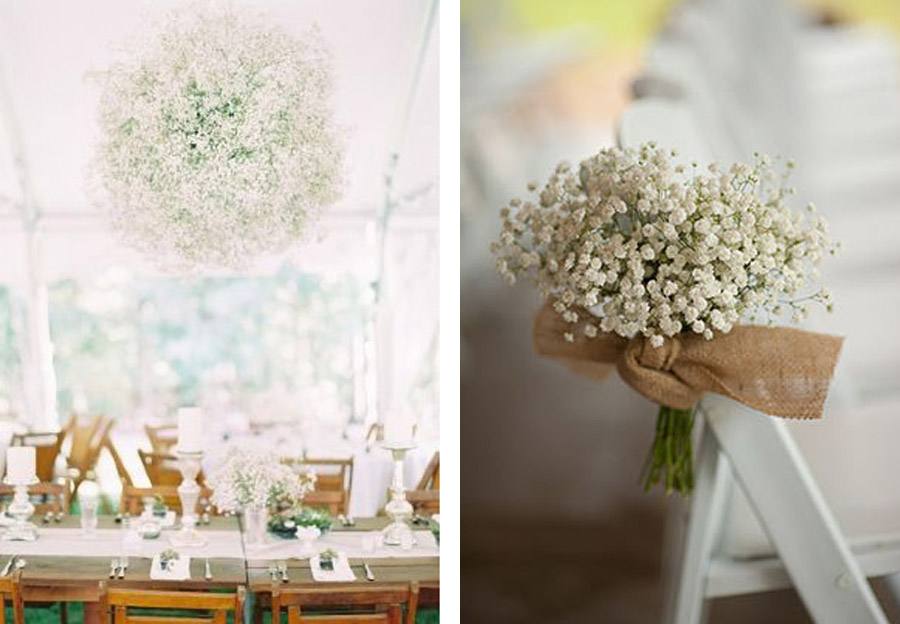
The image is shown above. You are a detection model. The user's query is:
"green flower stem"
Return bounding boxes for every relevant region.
[642,405,695,495]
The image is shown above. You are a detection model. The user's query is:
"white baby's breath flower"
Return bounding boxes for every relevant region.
[492,144,834,345]
[92,7,343,269]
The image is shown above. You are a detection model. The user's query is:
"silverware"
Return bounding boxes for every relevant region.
[109,558,119,579]
[204,558,213,581]
[1,555,16,577]
[363,562,375,582]
[117,557,128,579]
[278,562,289,583]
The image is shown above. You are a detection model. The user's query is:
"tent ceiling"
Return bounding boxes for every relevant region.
[0,0,438,222]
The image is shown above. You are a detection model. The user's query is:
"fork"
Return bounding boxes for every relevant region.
[204,558,213,581]
[109,558,119,579]
[118,557,129,579]
[278,562,290,583]
[268,564,278,582]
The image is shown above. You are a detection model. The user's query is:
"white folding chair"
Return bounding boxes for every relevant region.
[618,97,894,623]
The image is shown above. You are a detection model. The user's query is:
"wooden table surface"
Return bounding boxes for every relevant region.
[3,514,438,620]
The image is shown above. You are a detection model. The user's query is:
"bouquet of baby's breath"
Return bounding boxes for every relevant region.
[492,143,836,494]
[208,447,316,512]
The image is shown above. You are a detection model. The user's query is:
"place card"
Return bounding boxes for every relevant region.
[310,552,355,582]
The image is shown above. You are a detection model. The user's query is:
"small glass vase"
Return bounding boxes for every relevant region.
[243,507,269,545]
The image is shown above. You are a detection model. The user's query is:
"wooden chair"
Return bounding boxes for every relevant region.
[365,423,383,452]
[105,439,134,488]
[63,414,113,494]
[271,583,418,624]
[402,453,440,516]
[144,424,178,454]
[139,450,204,487]
[119,484,215,516]
[0,570,24,624]
[286,457,353,516]
[9,431,65,482]
[0,480,72,516]
[98,583,245,623]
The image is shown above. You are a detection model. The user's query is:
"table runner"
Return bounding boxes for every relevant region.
[0,527,245,559]
[244,530,439,561]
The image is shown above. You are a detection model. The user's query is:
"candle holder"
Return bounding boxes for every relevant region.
[381,442,416,546]
[170,450,207,547]
[2,477,38,542]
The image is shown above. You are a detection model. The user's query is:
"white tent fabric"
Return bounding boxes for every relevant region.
[0,1,439,430]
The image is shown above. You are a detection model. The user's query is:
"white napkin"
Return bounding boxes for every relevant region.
[149,554,191,580]
[310,552,355,582]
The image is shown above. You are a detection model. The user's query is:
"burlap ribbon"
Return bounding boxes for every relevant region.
[533,303,844,419]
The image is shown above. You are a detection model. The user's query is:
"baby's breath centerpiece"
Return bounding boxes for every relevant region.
[492,143,836,494]
[207,447,316,513]
[93,7,343,269]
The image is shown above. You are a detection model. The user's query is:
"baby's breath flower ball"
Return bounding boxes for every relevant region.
[93,8,343,269]
[492,143,834,345]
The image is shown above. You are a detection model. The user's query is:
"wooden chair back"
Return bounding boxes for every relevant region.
[271,583,417,624]
[105,439,134,488]
[0,570,23,624]
[9,431,64,482]
[286,457,353,515]
[365,423,383,452]
[144,424,178,454]
[0,480,71,516]
[405,453,439,516]
[415,453,439,491]
[99,583,244,624]
[120,485,214,516]
[65,414,113,492]
[139,449,195,487]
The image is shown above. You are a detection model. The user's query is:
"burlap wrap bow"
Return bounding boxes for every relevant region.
[533,303,844,419]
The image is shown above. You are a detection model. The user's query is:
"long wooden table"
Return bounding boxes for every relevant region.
[0,515,438,622]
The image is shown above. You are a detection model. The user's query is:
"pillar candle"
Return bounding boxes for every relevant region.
[6,446,35,485]
[177,407,204,453]
[383,407,415,446]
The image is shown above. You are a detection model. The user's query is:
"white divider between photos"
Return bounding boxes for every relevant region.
[617,98,891,623]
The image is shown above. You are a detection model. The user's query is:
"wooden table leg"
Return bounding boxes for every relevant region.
[83,601,101,624]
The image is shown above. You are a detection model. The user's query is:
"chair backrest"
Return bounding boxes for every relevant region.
[286,457,353,515]
[271,583,416,624]
[65,415,114,493]
[0,571,23,624]
[144,424,178,454]
[120,484,215,516]
[9,431,65,482]
[99,583,244,624]
[139,449,189,487]
[105,439,134,488]
[405,452,440,516]
[414,453,439,491]
[365,423,383,451]
[0,480,71,516]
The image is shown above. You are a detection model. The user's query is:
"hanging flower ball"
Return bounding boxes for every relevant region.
[93,8,343,269]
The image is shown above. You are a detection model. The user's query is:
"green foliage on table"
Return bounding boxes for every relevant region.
[268,507,333,538]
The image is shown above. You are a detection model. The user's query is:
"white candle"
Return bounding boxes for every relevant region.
[383,407,415,446]
[6,446,35,485]
[177,407,204,453]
